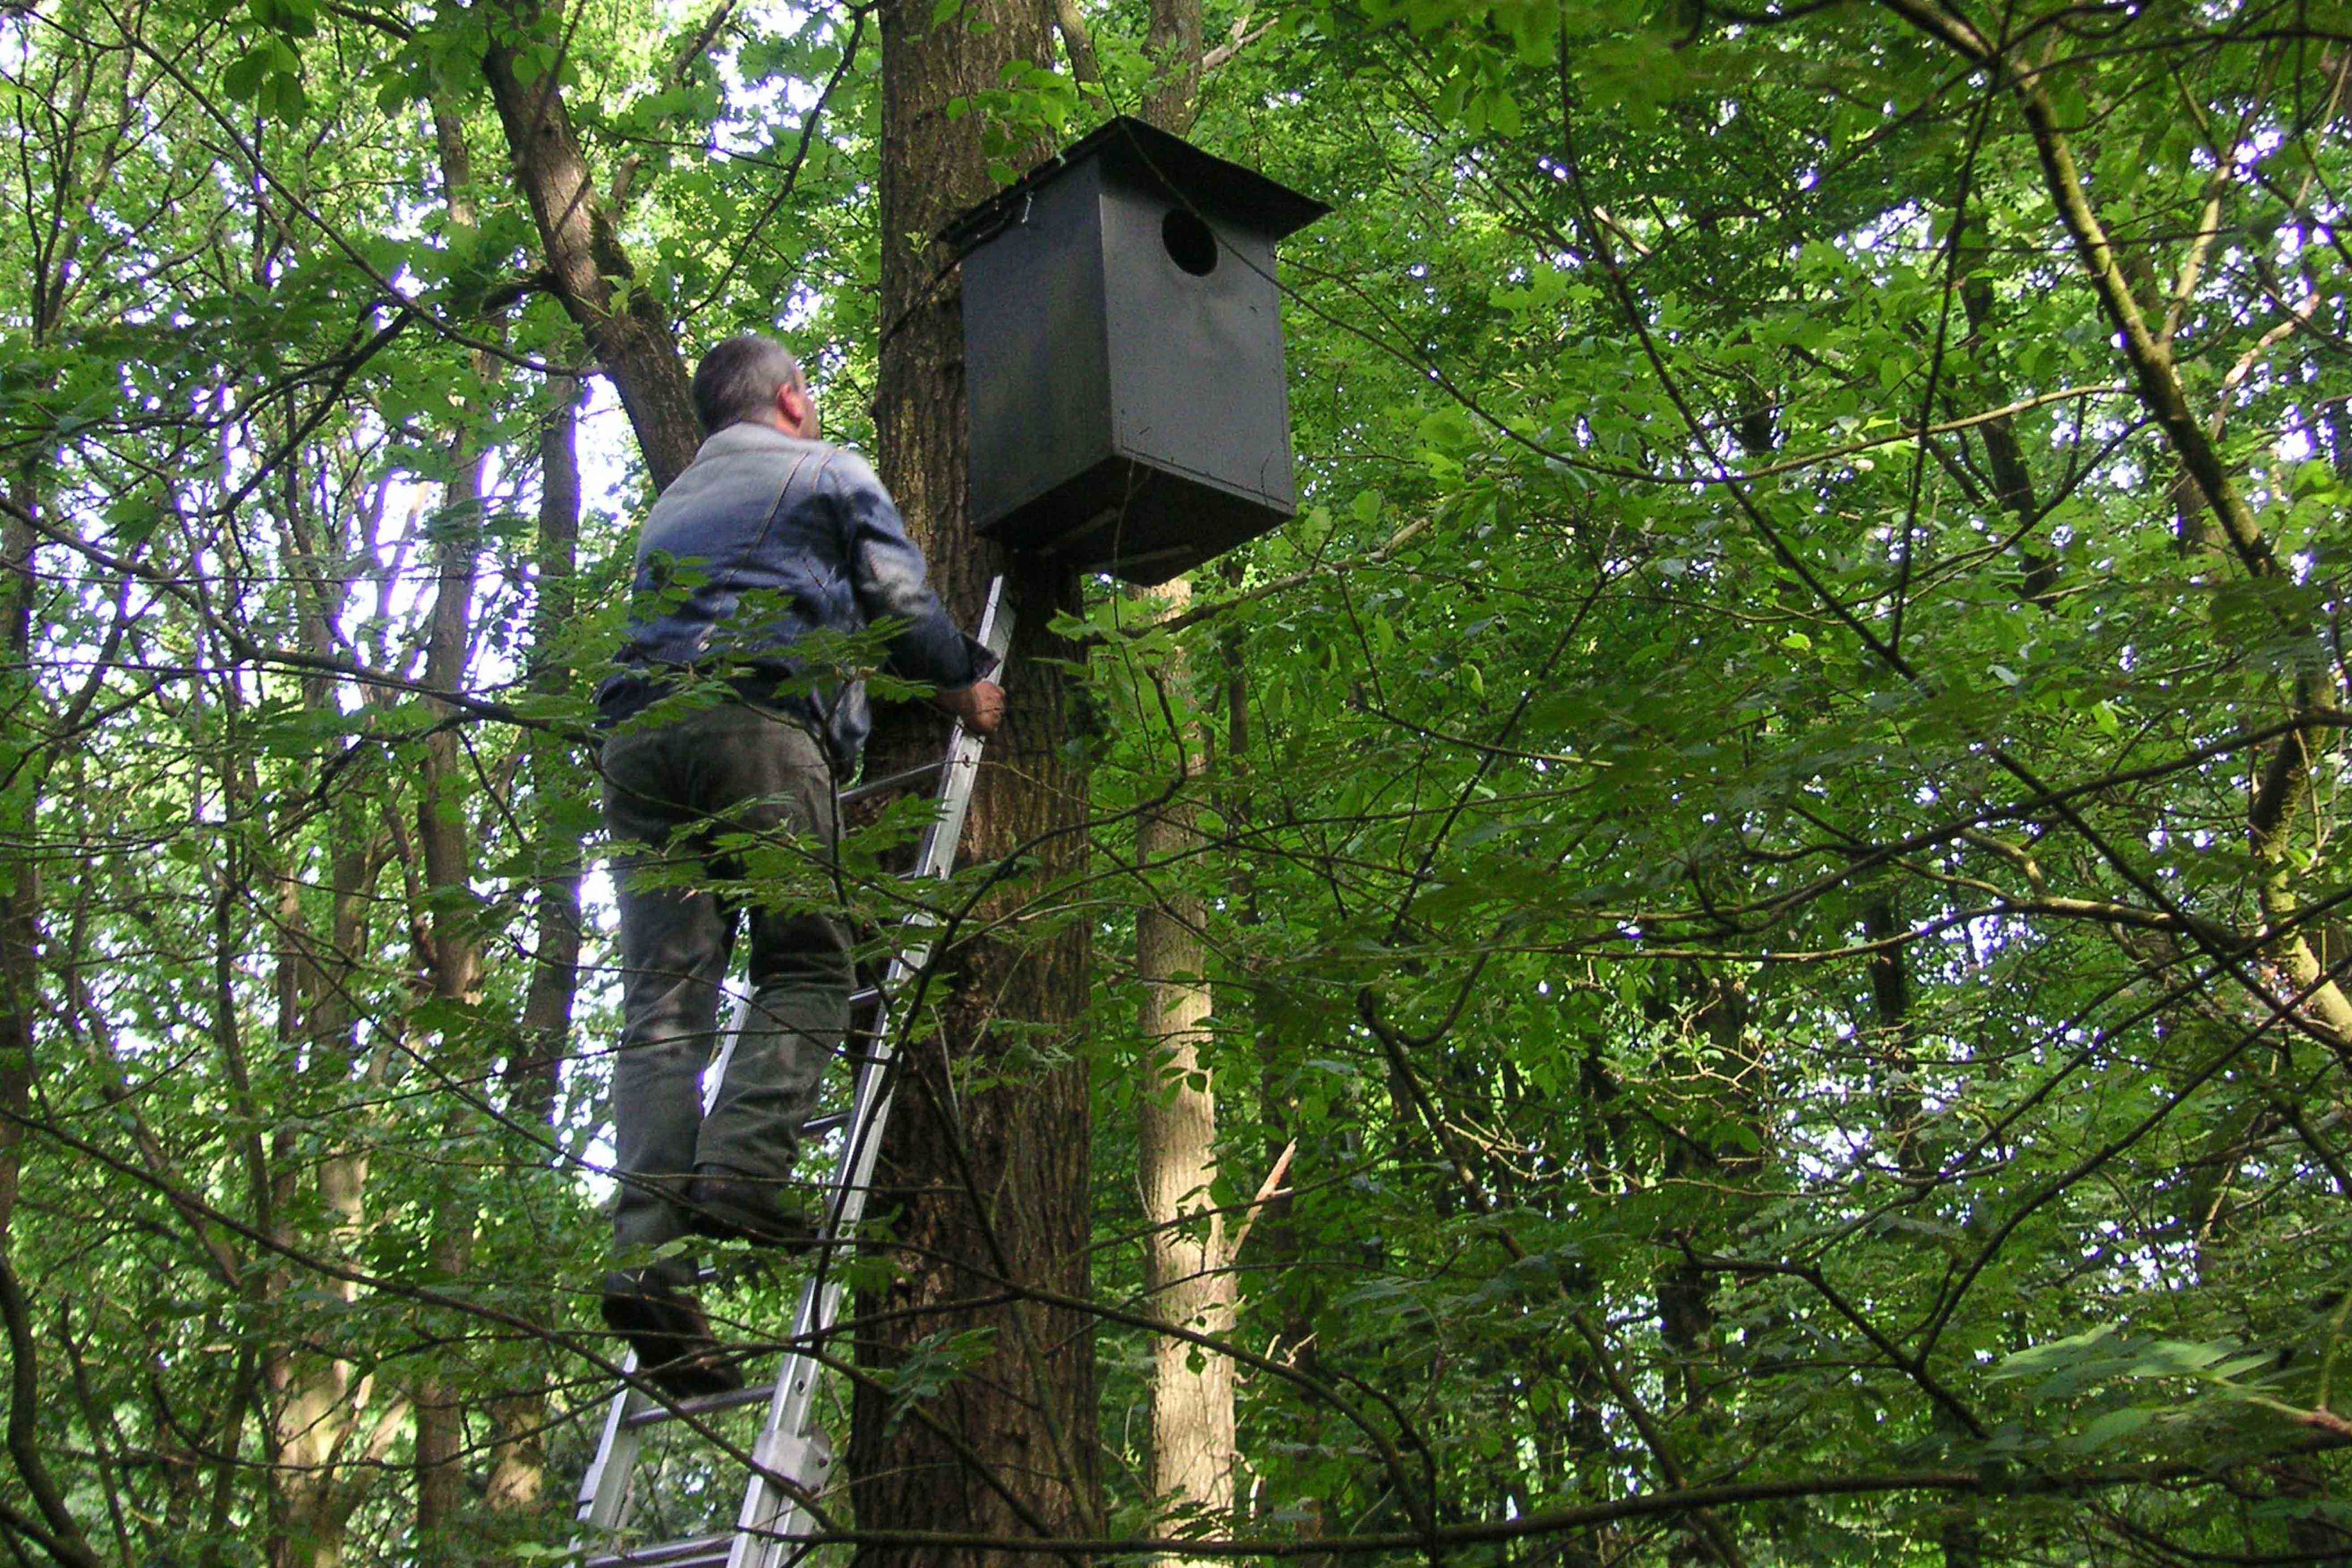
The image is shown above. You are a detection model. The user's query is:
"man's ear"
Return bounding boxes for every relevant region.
[778,381,815,437]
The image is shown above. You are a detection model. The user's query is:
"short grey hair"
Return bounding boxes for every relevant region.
[692,334,806,434]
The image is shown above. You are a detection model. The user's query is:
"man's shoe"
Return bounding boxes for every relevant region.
[600,1268,745,1400]
[684,1166,818,1252]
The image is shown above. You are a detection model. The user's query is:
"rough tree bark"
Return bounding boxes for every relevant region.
[846,0,1104,1558]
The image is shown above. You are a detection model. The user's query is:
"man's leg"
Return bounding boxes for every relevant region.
[701,899,851,1177]
[608,852,736,1250]
[688,707,850,1239]
[600,723,744,1395]
[602,723,741,1253]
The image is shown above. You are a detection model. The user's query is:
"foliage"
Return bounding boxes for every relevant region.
[2,0,2352,1560]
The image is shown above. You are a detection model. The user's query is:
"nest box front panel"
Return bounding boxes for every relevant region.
[1098,183,1297,517]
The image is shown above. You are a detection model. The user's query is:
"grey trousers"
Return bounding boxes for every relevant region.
[600,702,851,1254]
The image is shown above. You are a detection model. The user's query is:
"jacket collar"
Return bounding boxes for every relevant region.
[695,421,819,464]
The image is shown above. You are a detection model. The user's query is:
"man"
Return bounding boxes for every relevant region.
[595,334,1004,1396]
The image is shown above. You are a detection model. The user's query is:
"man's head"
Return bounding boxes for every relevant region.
[691,334,818,438]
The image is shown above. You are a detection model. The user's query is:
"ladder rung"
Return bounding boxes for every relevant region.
[841,758,947,804]
[621,1381,780,1431]
[848,986,881,1010]
[801,1111,848,1136]
[582,1536,732,1568]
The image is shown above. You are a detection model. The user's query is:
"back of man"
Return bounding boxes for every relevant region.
[594,334,1002,1397]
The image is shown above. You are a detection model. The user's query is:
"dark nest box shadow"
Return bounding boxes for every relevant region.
[941,116,1329,586]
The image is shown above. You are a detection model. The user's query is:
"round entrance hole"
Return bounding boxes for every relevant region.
[1161,208,1218,276]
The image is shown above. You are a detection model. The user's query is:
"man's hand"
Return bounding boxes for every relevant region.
[933,680,1006,735]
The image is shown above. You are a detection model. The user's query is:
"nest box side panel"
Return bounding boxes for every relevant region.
[1098,181,1298,518]
[962,164,1115,533]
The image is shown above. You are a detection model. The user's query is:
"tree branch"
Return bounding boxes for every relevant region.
[0,1256,98,1568]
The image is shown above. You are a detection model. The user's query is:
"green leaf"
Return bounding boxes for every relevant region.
[2080,1406,2156,1448]
[222,46,275,101]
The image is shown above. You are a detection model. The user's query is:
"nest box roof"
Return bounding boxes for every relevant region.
[940,116,1330,255]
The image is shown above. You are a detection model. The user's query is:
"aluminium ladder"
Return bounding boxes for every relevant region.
[574,575,1013,1568]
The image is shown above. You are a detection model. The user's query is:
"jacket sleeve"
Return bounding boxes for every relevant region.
[825,450,992,689]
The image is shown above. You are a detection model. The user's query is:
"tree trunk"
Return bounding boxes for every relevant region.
[1141,0,1202,134]
[0,463,102,1568]
[1863,901,1982,1565]
[847,2,1102,1560]
[1135,578,1237,1557]
[0,468,44,1251]
[1653,973,1754,1568]
[1952,215,2054,607]
[481,0,699,491]
[486,379,587,1519]
[413,443,489,1545]
[415,107,493,1542]
[252,449,392,1568]
[1123,59,1231,1555]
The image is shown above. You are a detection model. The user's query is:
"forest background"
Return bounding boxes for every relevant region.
[4,0,2352,1561]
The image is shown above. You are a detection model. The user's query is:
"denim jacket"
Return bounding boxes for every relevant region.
[597,422,991,769]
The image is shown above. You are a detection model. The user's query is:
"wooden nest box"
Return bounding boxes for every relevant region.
[943,117,1329,586]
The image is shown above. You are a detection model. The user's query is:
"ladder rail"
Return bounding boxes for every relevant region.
[574,577,1012,1568]
[713,942,916,1564]
[577,1384,652,1534]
